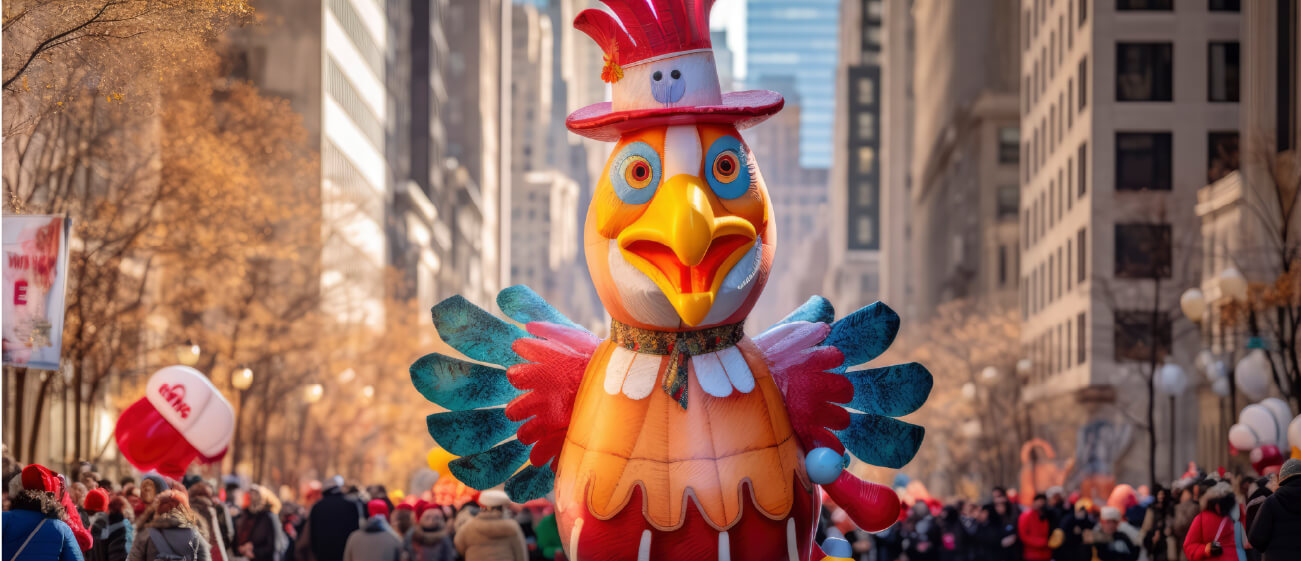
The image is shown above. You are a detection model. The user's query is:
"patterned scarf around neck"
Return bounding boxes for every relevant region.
[609,319,746,409]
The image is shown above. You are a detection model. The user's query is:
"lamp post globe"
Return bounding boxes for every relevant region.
[233,367,254,391]
[1180,288,1206,323]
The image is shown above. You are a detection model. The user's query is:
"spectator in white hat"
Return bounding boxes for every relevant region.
[453,490,526,561]
[1092,507,1140,561]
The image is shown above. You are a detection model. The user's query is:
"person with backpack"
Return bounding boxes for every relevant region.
[1248,459,1301,561]
[3,485,84,561]
[89,497,135,561]
[186,482,231,561]
[127,490,211,561]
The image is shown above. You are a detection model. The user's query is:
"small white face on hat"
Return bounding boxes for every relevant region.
[613,50,723,112]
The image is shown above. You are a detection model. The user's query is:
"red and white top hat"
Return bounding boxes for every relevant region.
[566,0,784,142]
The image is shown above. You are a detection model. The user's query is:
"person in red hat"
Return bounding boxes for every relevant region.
[3,467,84,560]
[341,500,402,561]
[391,502,416,539]
[21,464,94,552]
[82,488,109,534]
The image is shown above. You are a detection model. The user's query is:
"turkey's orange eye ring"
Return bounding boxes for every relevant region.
[713,152,740,183]
[625,157,653,189]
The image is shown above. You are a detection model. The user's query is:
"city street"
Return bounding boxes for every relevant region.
[3,1,1301,561]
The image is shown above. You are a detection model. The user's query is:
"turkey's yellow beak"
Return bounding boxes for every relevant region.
[617,174,756,326]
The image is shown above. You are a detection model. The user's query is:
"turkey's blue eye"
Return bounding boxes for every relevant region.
[610,141,661,205]
[705,136,751,200]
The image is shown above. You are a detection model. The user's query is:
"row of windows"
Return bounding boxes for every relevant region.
[1024,56,1085,180]
[1026,312,1088,384]
[1117,0,1239,11]
[1023,143,1086,249]
[1027,0,1239,52]
[1116,42,1239,103]
[326,59,385,150]
[327,0,384,78]
[1023,227,1087,318]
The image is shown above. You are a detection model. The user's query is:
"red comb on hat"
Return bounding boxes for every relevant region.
[566,0,782,141]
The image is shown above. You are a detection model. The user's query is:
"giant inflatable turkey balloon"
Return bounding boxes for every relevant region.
[1228,397,1295,475]
[114,366,234,479]
[408,1,931,559]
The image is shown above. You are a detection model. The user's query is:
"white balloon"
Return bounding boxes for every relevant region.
[1181,288,1206,322]
[1219,267,1249,302]
[1195,350,1215,373]
[961,382,977,400]
[1289,416,1301,450]
[1236,349,1272,400]
[1212,377,1231,396]
[1240,404,1281,446]
[1260,398,1295,447]
[1209,360,1229,382]
[1156,363,1188,395]
[144,365,235,457]
[1229,424,1258,451]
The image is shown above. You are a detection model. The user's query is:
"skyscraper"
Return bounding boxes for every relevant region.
[746,0,839,169]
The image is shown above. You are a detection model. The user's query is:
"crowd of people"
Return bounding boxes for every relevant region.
[1,463,550,561]
[2,458,1297,561]
[828,459,1300,561]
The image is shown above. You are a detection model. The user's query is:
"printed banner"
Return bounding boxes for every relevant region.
[3,215,72,370]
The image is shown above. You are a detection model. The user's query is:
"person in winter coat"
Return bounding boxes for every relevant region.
[1174,479,1210,550]
[454,491,528,561]
[405,506,456,561]
[969,503,1015,561]
[902,502,940,561]
[1243,476,1273,536]
[297,477,361,561]
[19,464,95,553]
[233,486,286,561]
[3,488,84,561]
[935,505,965,561]
[1019,494,1053,561]
[391,504,415,539]
[89,497,134,561]
[341,501,402,561]
[1091,507,1140,561]
[1140,485,1178,561]
[1055,502,1096,561]
[127,490,211,561]
[134,476,167,522]
[1247,458,1301,561]
[1183,481,1247,561]
[187,483,231,561]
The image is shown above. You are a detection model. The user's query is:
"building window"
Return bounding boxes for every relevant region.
[1208,132,1239,183]
[857,146,876,175]
[1079,0,1088,25]
[997,185,1020,220]
[1023,141,1031,181]
[1057,246,1064,298]
[1077,142,1088,196]
[1068,158,1074,202]
[1077,312,1087,364]
[1066,239,1073,290]
[1116,43,1173,101]
[1208,42,1240,102]
[1024,210,1031,248]
[999,127,1020,164]
[857,77,876,105]
[1114,310,1173,362]
[1050,31,1057,79]
[1078,56,1088,110]
[1049,254,1056,302]
[1068,1,1074,46]
[1049,181,1056,228]
[1115,223,1173,278]
[1060,169,1068,212]
[1065,321,1072,371]
[1116,132,1173,191]
[1025,10,1033,51]
[1209,0,1241,11]
[999,245,1009,286]
[1077,227,1087,283]
[1117,0,1172,10]
[1067,81,1074,128]
[1050,105,1057,151]
[857,113,876,141]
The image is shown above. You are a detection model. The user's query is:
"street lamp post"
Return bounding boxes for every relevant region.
[229,366,254,475]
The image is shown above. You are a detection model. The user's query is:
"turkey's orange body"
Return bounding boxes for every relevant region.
[553,337,817,560]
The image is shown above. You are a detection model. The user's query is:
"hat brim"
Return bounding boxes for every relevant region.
[566,90,784,142]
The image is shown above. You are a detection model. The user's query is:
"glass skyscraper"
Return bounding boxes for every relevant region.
[746,0,840,169]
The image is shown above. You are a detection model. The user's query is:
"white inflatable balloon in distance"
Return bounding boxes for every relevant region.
[1195,350,1215,374]
[1228,424,1258,451]
[1236,349,1272,400]
[1239,404,1281,447]
[1156,363,1188,396]
[1212,376,1231,396]
[1290,416,1301,451]
[1260,398,1294,447]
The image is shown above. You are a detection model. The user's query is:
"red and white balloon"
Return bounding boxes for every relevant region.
[114,366,235,479]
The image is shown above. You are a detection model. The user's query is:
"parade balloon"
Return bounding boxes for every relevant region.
[114,366,234,479]
[1239,404,1281,447]
[1236,349,1272,400]
[407,1,932,558]
[1289,416,1301,458]
[1155,363,1188,396]
[1260,398,1293,443]
[426,446,455,477]
[1229,424,1258,452]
